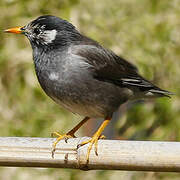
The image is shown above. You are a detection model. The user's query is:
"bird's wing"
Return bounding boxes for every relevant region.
[72,44,172,97]
[72,44,146,85]
[72,44,138,79]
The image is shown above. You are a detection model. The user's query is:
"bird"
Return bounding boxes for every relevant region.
[5,15,173,164]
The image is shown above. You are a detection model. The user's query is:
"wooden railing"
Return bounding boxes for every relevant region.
[0,137,179,171]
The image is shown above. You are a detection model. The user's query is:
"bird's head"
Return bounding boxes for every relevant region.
[5,15,81,48]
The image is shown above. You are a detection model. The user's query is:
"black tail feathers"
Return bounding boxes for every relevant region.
[121,77,174,98]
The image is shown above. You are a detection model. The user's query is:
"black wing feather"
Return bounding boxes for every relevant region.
[72,38,172,97]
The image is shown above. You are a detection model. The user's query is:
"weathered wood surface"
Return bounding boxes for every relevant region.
[0,137,179,171]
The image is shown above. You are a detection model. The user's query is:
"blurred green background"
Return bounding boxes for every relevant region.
[0,0,180,179]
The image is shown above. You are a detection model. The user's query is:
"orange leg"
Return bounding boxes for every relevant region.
[52,116,90,158]
[78,116,111,164]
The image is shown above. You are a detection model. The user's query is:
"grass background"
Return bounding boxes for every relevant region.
[0,0,180,179]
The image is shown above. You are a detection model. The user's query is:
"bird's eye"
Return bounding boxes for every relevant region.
[20,27,25,31]
[34,28,41,35]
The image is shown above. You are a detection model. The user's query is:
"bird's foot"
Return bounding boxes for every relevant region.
[51,131,76,158]
[78,134,106,164]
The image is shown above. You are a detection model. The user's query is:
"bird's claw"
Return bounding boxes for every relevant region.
[51,131,75,158]
[77,134,105,163]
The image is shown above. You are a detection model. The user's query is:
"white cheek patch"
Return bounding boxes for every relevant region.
[49,72,59,81]
[42,29,57,44]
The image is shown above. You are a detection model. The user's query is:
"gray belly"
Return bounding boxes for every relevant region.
[36,62,132,118]
[39,74,131,118]
[52,95,106,118]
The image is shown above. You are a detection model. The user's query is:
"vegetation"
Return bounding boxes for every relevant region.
[0,0,179,179]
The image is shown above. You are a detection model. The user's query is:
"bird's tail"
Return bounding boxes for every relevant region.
[147,87,174,98]
[121,77,174,98]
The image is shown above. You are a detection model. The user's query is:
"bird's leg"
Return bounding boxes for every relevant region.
[78,116,111,164]
[51,116,90,158]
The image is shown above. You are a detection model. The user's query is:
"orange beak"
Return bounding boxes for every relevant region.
[4,26,24,34]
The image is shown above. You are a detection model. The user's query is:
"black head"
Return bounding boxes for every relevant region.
[5,15,82,48]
